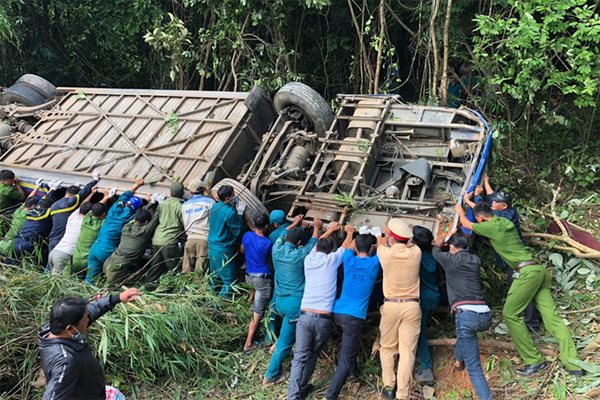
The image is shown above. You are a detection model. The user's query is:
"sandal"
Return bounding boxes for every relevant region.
[454,360,465,371]
[263,373,287,387]
[243,341,259,355]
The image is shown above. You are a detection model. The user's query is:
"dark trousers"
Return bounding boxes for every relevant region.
[147,244,182,283]
[505,262,541,330]
[455,310,493,400]
[287,312,333,400]
[325,314,364,400]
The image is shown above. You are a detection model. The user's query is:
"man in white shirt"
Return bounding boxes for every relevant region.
[48,202,93,275]
[286,223,354,400]
[182,178,215,273]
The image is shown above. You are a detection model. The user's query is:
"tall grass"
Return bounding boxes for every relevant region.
[0,265,253,399]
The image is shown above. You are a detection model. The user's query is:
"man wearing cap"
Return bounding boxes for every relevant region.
[0,169,25,213]
[376,218,422,400]
[148,182,185,283]
[47,171,99,254]
[269,210,290,243]
[85,178,145,284]
[207,184,246,297]
[464,174,541,332]
[456,202,583,377]
[182,178,215,273]
[432,232,492,400]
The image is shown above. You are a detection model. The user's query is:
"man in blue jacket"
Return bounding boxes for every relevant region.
[48,170,99,253]
[13,180,61,263]
[85,178,144,284]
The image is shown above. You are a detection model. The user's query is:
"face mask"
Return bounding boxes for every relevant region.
[70,326,84,341]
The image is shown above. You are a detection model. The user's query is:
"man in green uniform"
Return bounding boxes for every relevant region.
[207,184,245,297]
[71,190,112,276]
[149,182,184,283]
[104,199,159,284]
[0,178,42,256]
[456,202,583,376]
[0,170,25,213]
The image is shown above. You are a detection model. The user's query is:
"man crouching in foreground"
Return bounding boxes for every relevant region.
[39,288,140,399]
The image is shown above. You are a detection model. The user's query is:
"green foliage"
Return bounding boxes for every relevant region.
[0,267,253,398]
[0,2,19,44]
[559,147,600,188]
[144,13,197,88]
[474,0,600,108]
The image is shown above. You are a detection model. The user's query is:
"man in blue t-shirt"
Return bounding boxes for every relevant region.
[241,214,273,353]
[324,230,380,400]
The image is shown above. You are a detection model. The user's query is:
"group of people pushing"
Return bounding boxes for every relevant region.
[0,169,584,400]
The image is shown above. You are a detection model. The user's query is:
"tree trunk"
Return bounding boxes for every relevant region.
[347,0,372,93]
[373,0,386,94]
[428,0,440,100]
[440,0,452,106]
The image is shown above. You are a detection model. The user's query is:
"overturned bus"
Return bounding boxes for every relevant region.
[0,75,492,235]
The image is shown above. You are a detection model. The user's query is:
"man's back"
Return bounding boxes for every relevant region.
[0,182,20,211]
[377,243,421,299]
[18,207,53,241]
[73,214,103,259]
[471,216,533,268]
[53,212,86,255]
[152,197,183,246]
[333,250,380,319]
[207,201,241,251]
[112,216,159,264]
[182,195,214,240]
[272,237,317,297]
[301,247,345,312]
[432,248,484,306]
[96,193,134,247]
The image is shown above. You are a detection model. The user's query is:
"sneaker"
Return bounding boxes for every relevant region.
[415,368,435,385]
[382,387,395,400]
[515,362,549,376]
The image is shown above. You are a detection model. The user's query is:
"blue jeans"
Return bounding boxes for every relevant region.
[325,313,364,400]
[455,310,493,400]
[416,293,439,371]
[265,295,302,381]
[287,312,333,400]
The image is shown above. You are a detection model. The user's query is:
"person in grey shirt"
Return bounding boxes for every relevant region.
[432,233,492,400]
[286,223,354,400]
